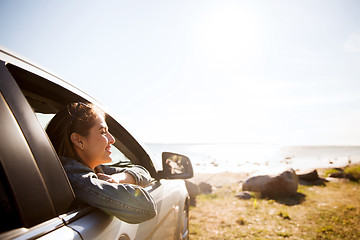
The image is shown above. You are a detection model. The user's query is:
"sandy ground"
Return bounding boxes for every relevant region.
[189,172,251,188]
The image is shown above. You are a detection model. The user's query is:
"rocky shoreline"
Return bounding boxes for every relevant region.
[187,164,360,206]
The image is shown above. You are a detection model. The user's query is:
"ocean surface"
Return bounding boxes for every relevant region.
[146,143,360,174]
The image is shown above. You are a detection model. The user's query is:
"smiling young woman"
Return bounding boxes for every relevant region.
[69,106,115,169]
[45,102,156,224]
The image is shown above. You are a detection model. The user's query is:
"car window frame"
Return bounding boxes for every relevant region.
[0,63,57,225]
[1,60,75,208]
[0,61,84,240]
[5,62,158,176]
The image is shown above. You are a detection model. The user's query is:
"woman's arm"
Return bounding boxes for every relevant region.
[97,172,136,185]
[62,158,157,224]
[100,164,153,187]
[70,172,157,224]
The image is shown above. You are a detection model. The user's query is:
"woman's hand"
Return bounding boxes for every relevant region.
[97,173,117,183]
[97,172,136,185]
[112,172,136,184]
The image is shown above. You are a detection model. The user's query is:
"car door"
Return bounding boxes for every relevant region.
[134,179,188,240]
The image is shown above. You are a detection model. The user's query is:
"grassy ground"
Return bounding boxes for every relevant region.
[189,167,360,239]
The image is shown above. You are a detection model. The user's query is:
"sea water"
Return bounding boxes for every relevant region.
[146,143,360,174]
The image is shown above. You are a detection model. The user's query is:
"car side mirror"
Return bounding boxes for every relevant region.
[157,152,193,180]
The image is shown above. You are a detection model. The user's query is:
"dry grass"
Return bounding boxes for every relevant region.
[189,168,360,239]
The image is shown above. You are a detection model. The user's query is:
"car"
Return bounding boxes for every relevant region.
[0,47,193,240]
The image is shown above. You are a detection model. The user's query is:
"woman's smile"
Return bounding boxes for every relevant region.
[105,145,112,154]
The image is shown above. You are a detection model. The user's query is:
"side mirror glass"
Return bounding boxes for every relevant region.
[159,152,193,179]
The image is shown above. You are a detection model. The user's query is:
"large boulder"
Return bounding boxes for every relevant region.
[242,168,298,198]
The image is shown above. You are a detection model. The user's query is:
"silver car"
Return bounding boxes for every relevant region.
[0,47,193,240]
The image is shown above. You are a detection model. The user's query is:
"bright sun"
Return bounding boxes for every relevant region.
[194,4,264,69]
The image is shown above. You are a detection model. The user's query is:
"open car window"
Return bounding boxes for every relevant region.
[5,62,156,173]
[104,141,132,166]
[34,112,132,166]
[36,112,54,129]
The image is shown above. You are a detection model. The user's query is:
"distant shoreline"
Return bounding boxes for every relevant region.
[189,162,360,189]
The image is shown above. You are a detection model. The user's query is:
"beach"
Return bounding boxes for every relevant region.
[187,164,360,239]
[148,143,360,239]
[147,143,360,185]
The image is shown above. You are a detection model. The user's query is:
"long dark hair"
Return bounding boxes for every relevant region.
[46,102,105,161]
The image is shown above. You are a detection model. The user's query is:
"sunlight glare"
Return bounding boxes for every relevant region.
[195,5,263,69]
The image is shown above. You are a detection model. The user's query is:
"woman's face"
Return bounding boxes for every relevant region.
[81,116,115,168]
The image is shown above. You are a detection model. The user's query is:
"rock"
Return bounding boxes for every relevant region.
[184,180,213,206]
[199,181,212,194]
[297,169,319,181]
[297,169,328,186]
[330,171,347,178]
[242,168,298,198]
[235,191,253,200]
[185,180,201,206]
[330,171,357,181]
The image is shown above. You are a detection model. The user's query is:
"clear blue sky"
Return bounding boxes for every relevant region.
[1,0,360,145]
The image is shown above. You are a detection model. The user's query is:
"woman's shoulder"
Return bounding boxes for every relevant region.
[60,156,93,173]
